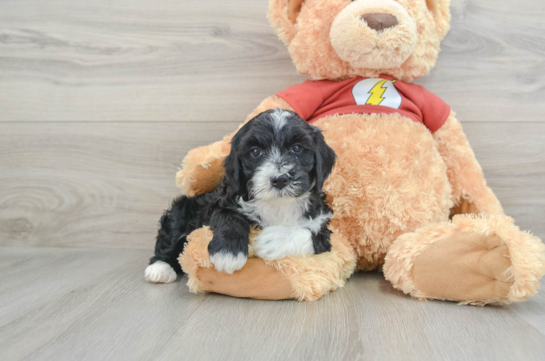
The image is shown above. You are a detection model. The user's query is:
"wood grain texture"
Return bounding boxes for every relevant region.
[1,0,544,360]
[0,121,239,249]
[0,247,544,361]
[0,0,544,122]
[0,122,543,249]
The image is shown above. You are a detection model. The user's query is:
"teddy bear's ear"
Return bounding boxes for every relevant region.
[268,0,307,44]
[425,0,451,39]
[287,0,306,24]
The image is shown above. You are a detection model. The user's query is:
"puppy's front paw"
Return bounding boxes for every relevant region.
[209,252,248,274]
[254,226,314,261]
[207,232,249,274]
[145,261,177,283]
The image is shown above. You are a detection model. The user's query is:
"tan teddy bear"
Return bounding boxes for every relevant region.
[177,0,545,304]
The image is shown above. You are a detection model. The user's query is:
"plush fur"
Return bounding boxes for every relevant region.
[384,214,545,305]
[179,225,357,301]
[172,0,545,304]
[269,0,450,82]
[148,109,336,279]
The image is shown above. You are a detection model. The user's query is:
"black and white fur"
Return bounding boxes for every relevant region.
[145,109,336,283]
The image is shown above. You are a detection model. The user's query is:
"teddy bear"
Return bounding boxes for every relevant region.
[176,0,545,304]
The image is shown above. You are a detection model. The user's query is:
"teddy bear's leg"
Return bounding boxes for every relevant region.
[179,226,357,301]
[384,214,545,305]
[433,112,504,216]
[176,96,294,197]
[384,113,545,305]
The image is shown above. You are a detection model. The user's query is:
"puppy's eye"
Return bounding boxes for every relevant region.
[250,147,262,158]
[291,144,303,153]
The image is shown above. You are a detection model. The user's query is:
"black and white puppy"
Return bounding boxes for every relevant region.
[145,109,336,283]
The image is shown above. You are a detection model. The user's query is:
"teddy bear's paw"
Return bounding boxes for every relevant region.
[145,261,177,284]
[385,215,545,305]
[403,215,545,305]
[411,229,514,304]
[253,225,314,261]
[176,156,226,197]
[209,252,247,274]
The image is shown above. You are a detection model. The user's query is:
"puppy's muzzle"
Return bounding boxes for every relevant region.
[271,174,290,190]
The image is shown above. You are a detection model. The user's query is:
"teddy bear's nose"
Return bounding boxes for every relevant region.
[361,13,399,32]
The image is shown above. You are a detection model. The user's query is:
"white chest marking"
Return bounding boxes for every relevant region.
[238,195,333,261]
[238,194,308,228]
[238,194,332,232]
[253,226,314,261]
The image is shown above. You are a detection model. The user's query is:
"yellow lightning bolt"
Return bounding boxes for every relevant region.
[366,79,388,105]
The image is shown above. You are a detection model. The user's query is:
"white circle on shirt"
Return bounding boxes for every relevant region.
[352,78,402,109]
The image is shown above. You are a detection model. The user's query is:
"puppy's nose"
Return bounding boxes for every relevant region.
[361,13,399,32]
[271,175,289,190]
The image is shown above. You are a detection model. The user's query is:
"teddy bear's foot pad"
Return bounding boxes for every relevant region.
[384,214,545,305]
[412,231,513,304]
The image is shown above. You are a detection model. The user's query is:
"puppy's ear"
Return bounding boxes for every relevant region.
[223,131,244,194]
[223,145,240,192]
[313,130,336,194]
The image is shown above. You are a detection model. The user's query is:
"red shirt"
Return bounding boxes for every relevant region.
[276,75,450,133]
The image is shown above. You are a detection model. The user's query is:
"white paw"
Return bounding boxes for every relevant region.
[254,225,314,261]
[210,252,247,274]
[145,261,177,283]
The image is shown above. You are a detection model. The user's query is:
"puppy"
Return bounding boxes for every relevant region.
[145,109,336,283]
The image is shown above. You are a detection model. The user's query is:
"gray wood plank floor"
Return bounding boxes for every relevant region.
[0,247,544,361]
[1,0,544,359]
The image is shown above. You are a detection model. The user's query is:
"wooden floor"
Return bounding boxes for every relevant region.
[1,247,544,361]
[1,0,544,359]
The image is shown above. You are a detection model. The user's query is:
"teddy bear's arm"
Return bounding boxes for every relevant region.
[179,226,357,301]
[176,96,294,196]
[433,112,503,215]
